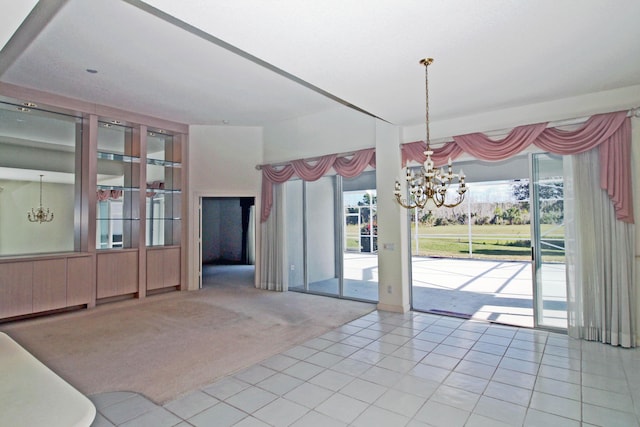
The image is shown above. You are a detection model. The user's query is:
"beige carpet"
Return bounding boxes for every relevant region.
[0,266,375,404]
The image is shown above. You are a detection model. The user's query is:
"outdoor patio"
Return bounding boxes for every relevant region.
[303,253,567,329]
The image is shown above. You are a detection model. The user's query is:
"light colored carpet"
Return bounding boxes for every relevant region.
[0,265,375,404]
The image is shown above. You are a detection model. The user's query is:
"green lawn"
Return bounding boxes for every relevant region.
[346,223,565,262]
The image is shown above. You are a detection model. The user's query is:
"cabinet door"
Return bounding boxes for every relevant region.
[163,248,180,288]
[146,248,180,290]
[0,262,33,318]
[146,250,164,291]
[97,251,139,299]
[33,259,67,313]
[67,257,93,306]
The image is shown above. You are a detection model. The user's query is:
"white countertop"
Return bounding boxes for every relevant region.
[0,332,96,427]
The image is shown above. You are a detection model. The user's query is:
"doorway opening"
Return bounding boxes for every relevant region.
[200,197,255,288]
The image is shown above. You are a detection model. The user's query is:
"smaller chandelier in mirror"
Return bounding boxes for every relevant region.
[27,174,54,223]
[394,58,468,209]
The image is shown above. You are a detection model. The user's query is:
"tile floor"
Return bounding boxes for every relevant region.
[89,310,640,427]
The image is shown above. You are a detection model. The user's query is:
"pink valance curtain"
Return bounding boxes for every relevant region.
[401,111,633,223]
[261,147,376,222]
[97,189,123,201]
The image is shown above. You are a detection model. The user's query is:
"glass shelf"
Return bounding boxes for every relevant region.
[98,185,141,191]
[146,158,181,167]
[97,151,140,163]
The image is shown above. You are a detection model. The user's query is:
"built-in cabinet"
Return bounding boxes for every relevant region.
[0,84,188,321]
[0,254,93,320]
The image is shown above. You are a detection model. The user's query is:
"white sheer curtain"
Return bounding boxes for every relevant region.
[565,148,636,347]
[246,206,255,265]
[258,184,288,291]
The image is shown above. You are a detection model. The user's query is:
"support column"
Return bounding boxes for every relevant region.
[375,120,411,313]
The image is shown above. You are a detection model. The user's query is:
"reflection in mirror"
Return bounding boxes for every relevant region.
[96,122,138,249]
[0,100,81,256]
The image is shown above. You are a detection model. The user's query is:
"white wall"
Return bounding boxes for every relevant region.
[188,125,263,289]
[189,126,263,195]
[263,105,377,163]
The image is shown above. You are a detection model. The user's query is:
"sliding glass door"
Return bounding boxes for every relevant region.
[530,153,568,329]
[287,172,378,303]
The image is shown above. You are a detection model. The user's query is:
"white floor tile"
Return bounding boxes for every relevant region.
[187,402,247,427]
[289,410,347,427]
[483,381,532,407]
[283,382,333,409]
[234,365,277,385]
[119,406,181,427]
[282,345,318,360]
[537,364,581,384]
[260,354,299,372]
[582,402,640,427]
[533,376,580,400]
[315,393,369,424]
[464,413,513,427]
[339,378,387,403]
[376,355,418,373]
[330,357,372,376]
[582,385,635,412]
[432,343,469,359]
[308,369,354,391]
[359,365,404,387]
[443,371,489,394]
[413,399,470,427]
[351,405,411,427]
[392,374,440,399]
[430,384,480,412]
[472,395,527,425]
[305,351,344,368]
[454,360,496,380]
[529,391,581,421]
[283,361,325,381]
[409,362,451,383]
[374,388,426,417]
[163,390,218,420]
[256,372,304,396]
[523,408,580,427]
[231,416,272,427]
[421,352,460,370]
[252,398,308,427]
[498,356,539,375]
[225,386,278,413]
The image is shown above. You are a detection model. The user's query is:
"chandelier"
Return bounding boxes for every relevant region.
[394,58,468,209]
[27,175,54,223]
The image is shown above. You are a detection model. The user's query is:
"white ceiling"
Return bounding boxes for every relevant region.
[1,0,639,128]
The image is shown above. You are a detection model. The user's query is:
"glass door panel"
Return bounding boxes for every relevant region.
[531,153,567,329]
[306,176,339,296]
[285,180,305,291]
[342,172,378,302]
